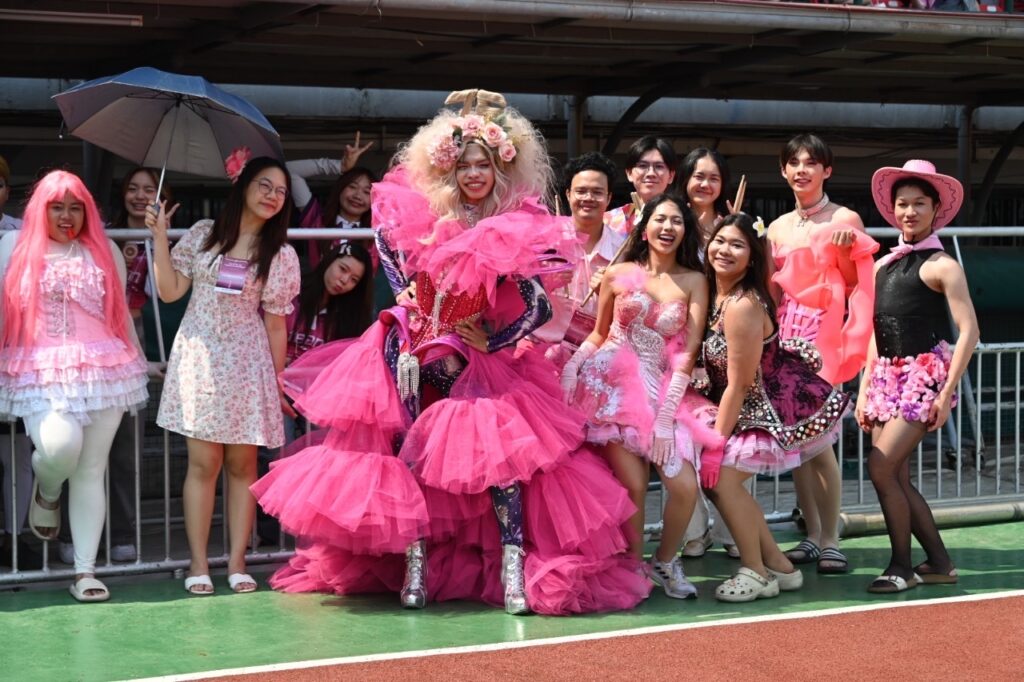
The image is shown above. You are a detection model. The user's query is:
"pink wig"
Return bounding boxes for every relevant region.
[2,170,131,349]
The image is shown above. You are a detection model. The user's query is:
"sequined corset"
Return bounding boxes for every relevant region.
[703,326,780,429]
[409,270,488,350]
[37,255,107,337]
[874,249,950,358]
[605,290,686,398]
[703,313,848,450]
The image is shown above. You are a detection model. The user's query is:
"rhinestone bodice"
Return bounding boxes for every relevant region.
[604,289,687,399]
[409,271,488,350]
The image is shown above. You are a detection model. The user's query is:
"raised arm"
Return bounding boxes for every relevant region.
[286,158,342,212]
[145,201,191,303]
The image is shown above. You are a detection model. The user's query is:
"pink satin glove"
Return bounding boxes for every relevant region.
[650,370,690,468]
[699,443,724,489]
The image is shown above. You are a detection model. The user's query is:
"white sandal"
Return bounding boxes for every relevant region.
[715,567,779,602]
[184,574,214,595]
[28,480,60,541]
[69,576,110,603]
[767,566,804,592]
[228,572,258,593]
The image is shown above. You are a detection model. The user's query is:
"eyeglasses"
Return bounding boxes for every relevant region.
[571,188,608,200]
[256,178,288,200]
[634,162,669,175]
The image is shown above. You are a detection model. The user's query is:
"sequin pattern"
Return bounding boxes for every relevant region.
[702,296,849,451]
[579,290,687,421]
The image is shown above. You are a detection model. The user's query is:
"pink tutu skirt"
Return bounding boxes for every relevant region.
[864,341,956,423]
[253,313,649,615]
[400,347,582,493]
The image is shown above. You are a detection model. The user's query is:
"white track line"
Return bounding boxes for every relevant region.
[129,589,1024,682]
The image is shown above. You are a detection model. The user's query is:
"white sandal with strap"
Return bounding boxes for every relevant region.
[715,567,780,602]
[228,572,258,593]
[184,574,214,595]
[69,576,110,603]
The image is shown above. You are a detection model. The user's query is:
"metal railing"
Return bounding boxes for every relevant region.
[2,226,1022,583]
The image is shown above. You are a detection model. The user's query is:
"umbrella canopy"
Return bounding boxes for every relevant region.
[53,66,283,178]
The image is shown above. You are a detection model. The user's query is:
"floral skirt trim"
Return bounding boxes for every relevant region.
[864,341,956,423]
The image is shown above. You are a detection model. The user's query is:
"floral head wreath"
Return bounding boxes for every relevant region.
[427,89,518,171]
[224,146,252,183]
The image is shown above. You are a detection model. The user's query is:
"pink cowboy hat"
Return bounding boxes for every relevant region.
[871,159,964,231]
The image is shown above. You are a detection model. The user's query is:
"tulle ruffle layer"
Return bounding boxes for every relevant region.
[372,167,576,303]
[399,349,583,493]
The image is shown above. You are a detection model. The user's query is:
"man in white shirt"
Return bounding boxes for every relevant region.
[532,152,626,361]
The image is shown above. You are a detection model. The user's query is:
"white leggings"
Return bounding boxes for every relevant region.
[1,432,32,536]
[24,407,123,574]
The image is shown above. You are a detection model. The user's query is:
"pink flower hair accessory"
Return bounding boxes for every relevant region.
[224,146,253,183]
[428,90,519,171]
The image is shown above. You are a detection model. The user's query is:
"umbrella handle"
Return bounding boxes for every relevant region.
[154,98,182,202]
[143,239,167,364]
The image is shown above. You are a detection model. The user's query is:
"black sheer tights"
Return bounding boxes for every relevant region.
[867,419,954,580]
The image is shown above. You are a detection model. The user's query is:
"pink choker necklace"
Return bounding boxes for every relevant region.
[795,193,830,228]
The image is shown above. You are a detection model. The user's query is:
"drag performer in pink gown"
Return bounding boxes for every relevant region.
[252,89,650,615]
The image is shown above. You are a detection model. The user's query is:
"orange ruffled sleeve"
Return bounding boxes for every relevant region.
[772,225,879,384]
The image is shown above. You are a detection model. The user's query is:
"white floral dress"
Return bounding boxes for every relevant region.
[157,220,300,447]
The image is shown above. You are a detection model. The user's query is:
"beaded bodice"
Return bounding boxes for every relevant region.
[605,289,686,398]
[409,270,488,350]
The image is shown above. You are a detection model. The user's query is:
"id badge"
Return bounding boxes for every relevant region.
[214,256,249,295]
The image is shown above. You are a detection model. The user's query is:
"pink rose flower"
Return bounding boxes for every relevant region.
[428,135,461,170]
[224,146,253,183]
[482,122,506,147]
[498,140,517,162]
[460,115,485,138]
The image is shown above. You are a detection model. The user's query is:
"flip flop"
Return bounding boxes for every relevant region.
[28,480,60,541]
[69,576,110,603]
[783,539,821,564]
[184,574,214,595]
[914,564,959,584]
[228,572,258,593]
[817,547,850,574]
[867,573,920,594]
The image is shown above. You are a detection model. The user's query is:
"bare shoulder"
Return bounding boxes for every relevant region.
[832,205,865,230]
[767,212,794,239]
[723,292,763,331]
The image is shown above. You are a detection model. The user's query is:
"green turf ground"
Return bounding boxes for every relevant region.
[2,522,1022,682]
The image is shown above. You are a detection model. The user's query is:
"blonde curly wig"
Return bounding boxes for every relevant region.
[393,91,554,224]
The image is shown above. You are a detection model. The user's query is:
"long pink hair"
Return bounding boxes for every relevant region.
[1,170,131,349]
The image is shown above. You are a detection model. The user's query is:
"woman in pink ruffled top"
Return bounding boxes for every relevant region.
[561,193,722,600]
[766,133,872,575]
[252,89,650,616]
[0,170,148,602]
[855,160,978,594]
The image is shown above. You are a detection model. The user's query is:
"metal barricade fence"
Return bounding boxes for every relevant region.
[2,227,1022,583]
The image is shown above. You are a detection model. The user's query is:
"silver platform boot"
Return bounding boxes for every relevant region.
[400,540,427,609]
[501,544,530,615]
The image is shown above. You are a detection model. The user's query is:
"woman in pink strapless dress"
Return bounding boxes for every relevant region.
[561,193,722,600]
[252,90,649,616]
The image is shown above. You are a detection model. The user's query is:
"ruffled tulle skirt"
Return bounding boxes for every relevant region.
[864,341,956,423]
[573,343,721,476]
[0,339,148,422]
[252,316,651,615]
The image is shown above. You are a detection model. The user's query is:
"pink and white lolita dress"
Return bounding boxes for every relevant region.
[572,273,720,475]
[252,168,650,615]
[0,238,148,423]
